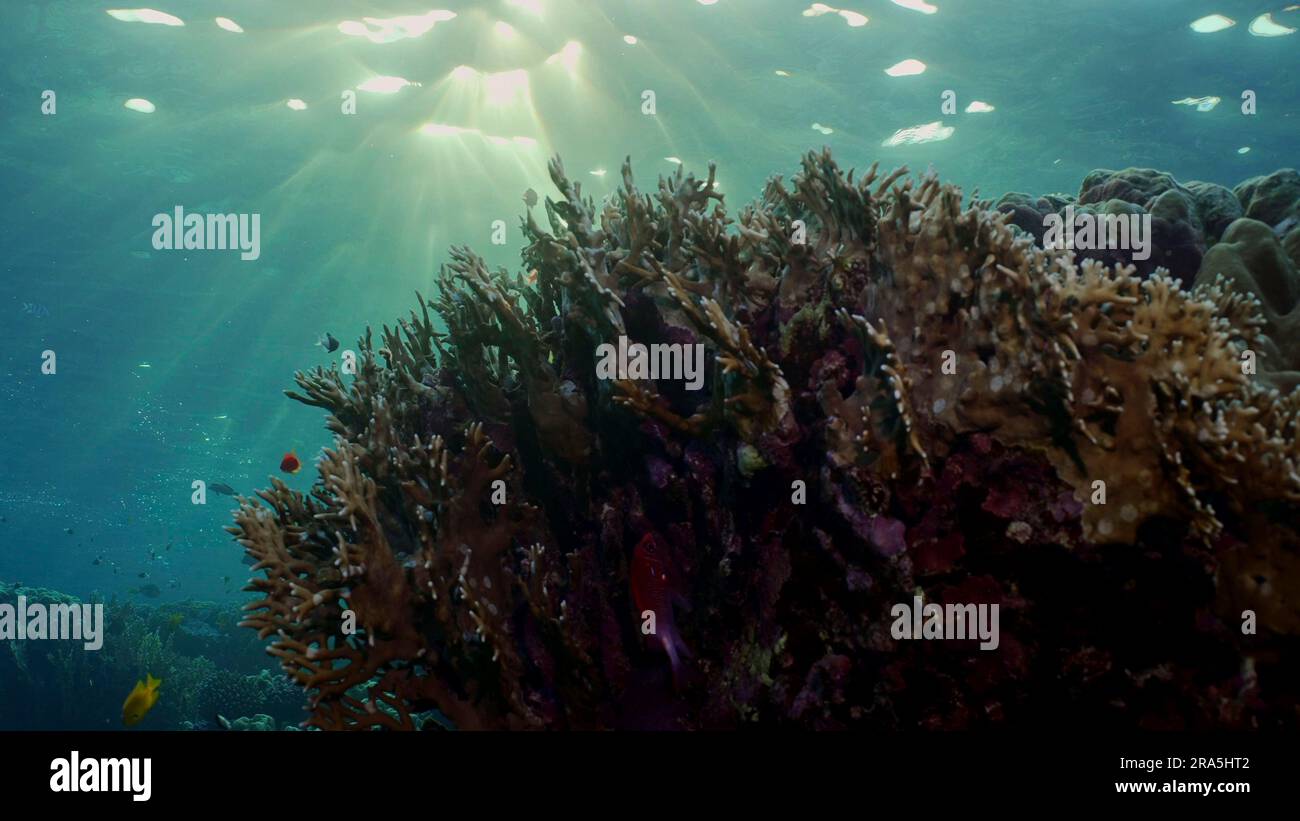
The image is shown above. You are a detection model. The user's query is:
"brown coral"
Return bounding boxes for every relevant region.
[232,151,1300,730]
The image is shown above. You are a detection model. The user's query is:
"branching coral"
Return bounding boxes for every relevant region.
[232,151,1300,730]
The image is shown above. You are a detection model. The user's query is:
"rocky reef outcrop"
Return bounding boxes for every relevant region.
[232,152,1300,730]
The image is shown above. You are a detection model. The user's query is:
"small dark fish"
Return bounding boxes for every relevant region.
[523,188,538,208]
[221,575,231,585]
[132,584,161,598]
[92,556,103,566]
[316,332,339,353]
[210,482,237,496]
[165,542,172,551]
[64,527,74,535]
[168,578,179,588]
[137,571,149,579]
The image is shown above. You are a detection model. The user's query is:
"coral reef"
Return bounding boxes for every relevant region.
[1235,169,1300,228]
[0,583,300,729]
[215,713,289,731]
[198,669,304,723]
[1194,219,1300,390]
[233,151,1300,730]
[994,167,1300,392]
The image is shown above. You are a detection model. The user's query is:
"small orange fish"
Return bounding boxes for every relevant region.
[527,269,539,284]
[122,673,162,726]
[279,451,301,474]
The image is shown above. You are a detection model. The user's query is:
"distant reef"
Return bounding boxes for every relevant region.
[0,583,302,730]
[232,153,1300,730]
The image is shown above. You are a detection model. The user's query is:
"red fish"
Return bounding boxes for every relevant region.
[279,451,301,474]
[631,533,690,685]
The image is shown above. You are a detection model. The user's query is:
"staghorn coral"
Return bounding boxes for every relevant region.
[233,151,1300,730]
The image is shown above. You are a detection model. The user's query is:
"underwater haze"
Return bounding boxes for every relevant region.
[1,1,1298,731]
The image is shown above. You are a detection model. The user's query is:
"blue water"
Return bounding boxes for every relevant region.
[0,0,1295,606]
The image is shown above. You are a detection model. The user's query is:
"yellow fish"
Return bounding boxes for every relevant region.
[122,673,162,726]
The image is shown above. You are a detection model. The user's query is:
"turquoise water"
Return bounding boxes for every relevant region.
[0,0,1295,607]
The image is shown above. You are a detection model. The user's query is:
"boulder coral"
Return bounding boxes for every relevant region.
[232,151,1300,730]
[1194,219,1300,390]
[1235,168,1300,228]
